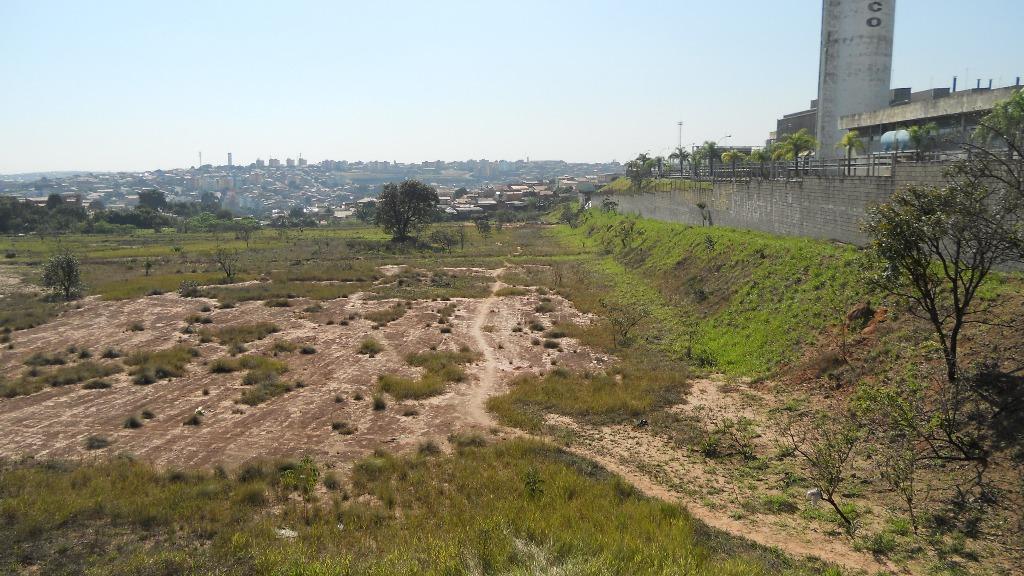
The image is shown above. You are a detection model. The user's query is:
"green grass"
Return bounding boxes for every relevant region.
[0,293,63,331]
[363,302,410,327]
[201,322,280,347]
[124,345,198,384]
[209,355,288,375]
[377,347,480,400]
[0,439,822,575]
[357,337,383,356]
[238,372,294,406]
[488,365,688,433]
[554,211,870,376]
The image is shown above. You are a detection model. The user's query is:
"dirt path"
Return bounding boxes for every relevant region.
[458,274,890,572]
[464,268,505,427]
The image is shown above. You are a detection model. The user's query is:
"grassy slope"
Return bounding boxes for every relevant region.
[0,440,821,575]
[554,211,869,376]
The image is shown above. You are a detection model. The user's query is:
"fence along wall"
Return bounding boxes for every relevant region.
[593,164,947,246]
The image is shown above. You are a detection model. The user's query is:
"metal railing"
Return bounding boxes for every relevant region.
[659,151,966,182]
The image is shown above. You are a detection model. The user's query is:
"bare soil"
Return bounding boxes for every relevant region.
[0,269,604,472]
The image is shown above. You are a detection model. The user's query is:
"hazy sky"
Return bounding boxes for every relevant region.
[1,0,1021,173]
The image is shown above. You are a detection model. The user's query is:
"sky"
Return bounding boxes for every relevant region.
[1,0,1022,174]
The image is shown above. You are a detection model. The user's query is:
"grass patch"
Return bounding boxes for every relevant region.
[124,345,198,384]
[363,302,410,327]
[488,365,687,433]
[0,434,821,574]
[377,347,480,400]
[495,286,529,297]
[38,361,122,388]
[201,322,280,347]
[0,293,63,331]
[204,281,357,304]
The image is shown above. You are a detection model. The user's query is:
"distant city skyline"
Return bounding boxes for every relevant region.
[2,0,1022,174]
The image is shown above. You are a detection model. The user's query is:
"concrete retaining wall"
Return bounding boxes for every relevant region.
[593,165,947,246]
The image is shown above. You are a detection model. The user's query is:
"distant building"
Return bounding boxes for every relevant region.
[286,158,295,168]
[268,158,281,168]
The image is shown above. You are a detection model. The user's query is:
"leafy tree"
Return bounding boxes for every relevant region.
[836,130,866,175]
[905,122,939,161]
[138,189,167,211]
[429,227,457,253]
[773,129,818,173]
[354,202,377,223]
[625,153,655,192]
[42,249,85,300]
[747,147,772,179]
[374,180,439,241]
[700,141,720,179]
[953,88,1024,221]
[864,183,1020,384]
[668,146,690,177]
[721,150,746,177]
[600,197,618,213]
[474,218,492,238]
[45,193,64,210]
[233,217,259,247]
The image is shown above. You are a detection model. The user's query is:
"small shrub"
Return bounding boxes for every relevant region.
[542,339,560,349]
[183,413,202,426]
[272,340,298,354]
[528,320,545,332]
[418,440,442,456]
[82,379,112,390]
[264,298,291,308]
[331,421,357,435]
[357,337,383,357]
[77,349,92,359]
[353,392,365,401]
[300,346,317,355]
[372,394,387,411]
[101,348,122,359]
[123,415,143,429]
[401,407,419,417]
[125,345,198,384]
[128,322,145,332]
[534,302,555,314]
[24,352,66,367]
[179,280,201,298]
[141,409,155,419]
[85,435,111,450]
[439,326,452,334]
[322,471,342,490]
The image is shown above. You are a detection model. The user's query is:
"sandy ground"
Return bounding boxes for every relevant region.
[0,269,604,470]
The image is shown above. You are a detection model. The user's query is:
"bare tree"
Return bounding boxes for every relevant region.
[599,297,649,348]
[213,247,240,282]
[785,413,861,532]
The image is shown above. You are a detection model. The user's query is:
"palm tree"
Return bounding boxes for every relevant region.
[906,122,939,161]
[720,150,746,180]
[774,129,818,174]
[700,141,720,180]
[836,130,866,175]
[668,146,691,178]
[747,148,771,179]
[625,153,656,192]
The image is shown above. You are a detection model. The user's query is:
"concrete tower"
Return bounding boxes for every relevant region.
[815,0,895,160]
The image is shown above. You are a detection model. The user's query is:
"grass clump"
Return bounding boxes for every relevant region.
[495,286,529,297]
[371,394,387,411]
[363,302,409,327]
[357,337,384,357]
[209,355,288,375]
[377,346,480,400]
[271,339,298,354]
[331,421,357,435]
[123,415,143,429]
[125,345,198,385]
[84,435,111,450]
[238,371,294,406]
[83,379,113,390]
[201,322,280,347]
[24,352,67,366]
[39,361,122,388]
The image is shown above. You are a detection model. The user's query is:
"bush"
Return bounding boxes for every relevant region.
[124,415,143,429]
[264,298,291,308]
[83,379,112,390]
[271,340,297,354]
[331,421,357,435]
[178,280,201,298]
[300,346,317,355]
[85,435,111,450]
[183,413,202,426]
[40,361,122,387]
[24,352,66,366]
[141,409,155,419]
[372,394,387,411]
[128,321,145,332]
[357,337,384,357]
[101,348,122,359]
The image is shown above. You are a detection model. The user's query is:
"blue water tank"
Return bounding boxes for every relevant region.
[881,130,910,152]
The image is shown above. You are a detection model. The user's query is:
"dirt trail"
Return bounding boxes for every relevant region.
[457,274,889,572]
[464,268,505,427]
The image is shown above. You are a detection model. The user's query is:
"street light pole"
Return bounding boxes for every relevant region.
[677,121,684,149]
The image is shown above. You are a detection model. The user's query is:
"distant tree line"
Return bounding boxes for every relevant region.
[0,189,249,235]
